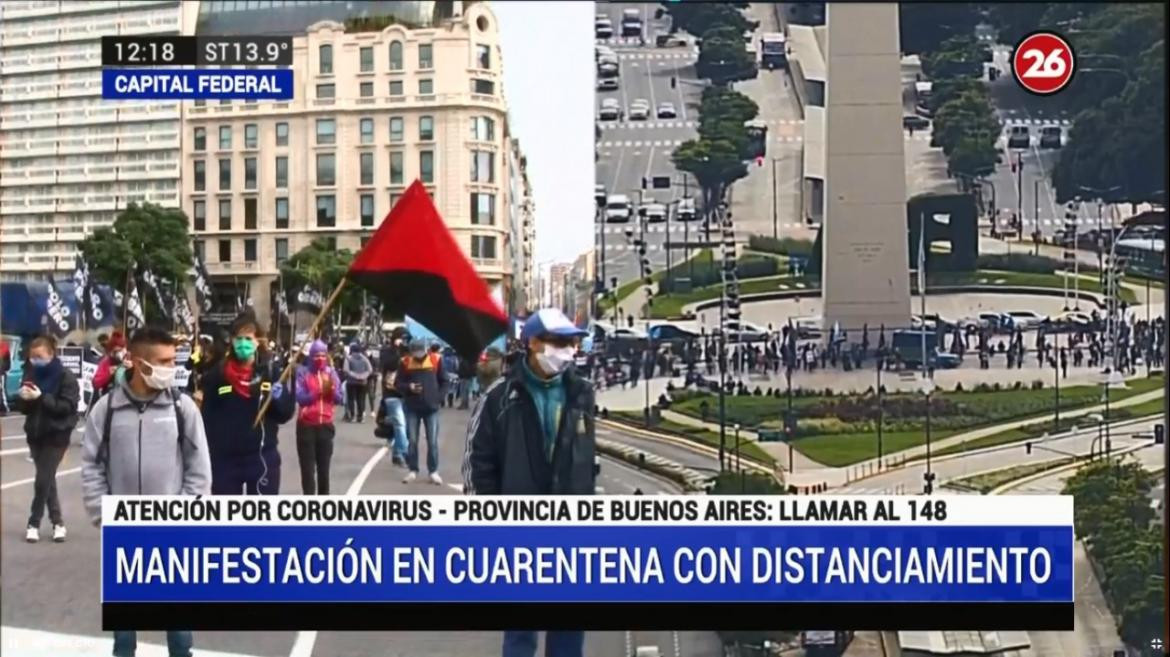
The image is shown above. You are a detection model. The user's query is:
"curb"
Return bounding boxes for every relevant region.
[598,417,776,474]
[596,438,710,492]
[989,443,1149,495]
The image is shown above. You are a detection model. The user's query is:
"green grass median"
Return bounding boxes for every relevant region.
[609,411,777,466]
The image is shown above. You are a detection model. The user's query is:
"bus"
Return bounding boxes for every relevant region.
[760,33,788,69]
[744,119,768,159]
[1114,235,1165,280]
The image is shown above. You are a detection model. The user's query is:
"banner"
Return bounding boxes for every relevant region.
[100,495,1073,631]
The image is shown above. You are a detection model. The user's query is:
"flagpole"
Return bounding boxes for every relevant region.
[122,267,133,331]
[252,277,349,428]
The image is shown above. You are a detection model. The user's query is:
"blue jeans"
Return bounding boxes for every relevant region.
[502,631,585,657]
[381,397,408,458]
[113,630,192,657]
[404,408,439,475]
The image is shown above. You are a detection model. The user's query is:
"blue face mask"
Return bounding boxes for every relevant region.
[30,357,51,368]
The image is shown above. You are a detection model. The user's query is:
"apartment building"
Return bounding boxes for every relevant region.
[505,135,535,314]
[0,0,192,281]
[548,262,571,313]
[183,0,519,322]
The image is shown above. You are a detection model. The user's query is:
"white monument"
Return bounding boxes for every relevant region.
[821,2,912,332]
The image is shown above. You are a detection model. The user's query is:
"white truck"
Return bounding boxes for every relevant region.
[635,647,662,657]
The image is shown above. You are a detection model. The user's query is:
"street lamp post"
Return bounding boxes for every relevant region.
[771,157,779,240]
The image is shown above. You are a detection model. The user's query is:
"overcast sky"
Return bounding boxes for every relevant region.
[491,1,594,268]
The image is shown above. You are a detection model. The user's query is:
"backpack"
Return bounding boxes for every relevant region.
[96,387,190,469]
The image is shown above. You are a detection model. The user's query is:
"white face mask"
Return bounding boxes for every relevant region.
[140,360,177,390]
[536,344,575,375]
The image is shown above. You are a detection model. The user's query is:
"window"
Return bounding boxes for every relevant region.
[359,46,373,72]
[418,78,433,95]
[316,195,336,227]
[275,122,288,146]
[218,125,231,149]
[316,153,336,186]
[244,238,257,262]
[360,152,373,185]
[218,199,231,230]
[388,80,404,96]
[388,41,403,70]
[390,192,402,208]
[275,198,289,229]
[194,99,206,108]
[389,116,404,141]
[473,79,494,95]
[316,119,335,144]
[194,160,206,191]
[470,192,495,225]
[275,238,289,264]
[193,127,206,150]
[193,240,205,261]
[241,196,255,230]
[193,200,206,231]
[360,118,374,144]
[316,83,335,99]
[419,115,434,140]
[389,151,404,184]
[476,44,491,69]
[470,116,495,141]
[218,158,231,189]
[471,235,497,260]
[360,194,374,227]
[360,81,373,97]
[319,44,333,74]
[244,157,257,189]
[418,43,433,68]
[275,156,288,188]
[419,151,433,183]
[244,123,257,148]
[361,236,371,248]
[218,239,231,262]
[471,150,494,183]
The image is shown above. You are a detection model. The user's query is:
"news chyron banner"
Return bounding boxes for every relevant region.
[101,495,1074,631]
[100,36,294,101]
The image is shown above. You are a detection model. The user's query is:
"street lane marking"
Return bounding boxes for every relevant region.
[290,443,387,657]
[0,466,82,490]
[1,446,30,456]
[1,627,267,657]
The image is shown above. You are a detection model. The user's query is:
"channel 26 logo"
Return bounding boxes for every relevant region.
[1011,31,1076,95]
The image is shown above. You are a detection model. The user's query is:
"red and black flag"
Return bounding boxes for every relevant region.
[346,180,507,360]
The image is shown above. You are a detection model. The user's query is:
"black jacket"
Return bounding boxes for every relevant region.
[18,366,80,447]
[466,363,595,495]
[198,357,296,465]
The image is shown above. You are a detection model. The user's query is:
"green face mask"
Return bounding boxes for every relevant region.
[233,337,257,361]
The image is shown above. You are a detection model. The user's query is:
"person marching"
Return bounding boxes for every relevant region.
[81,327,210,657]
[342,342,374,422]
[92,331,130,398]
[17,336,80,543]
[464,308,595,657]
[198,313,295,495]
[294,340,344,494]
[396,338,445,485]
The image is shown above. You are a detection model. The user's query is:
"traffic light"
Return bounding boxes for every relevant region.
[641,176,648,190]
[1025,441,1032,454]
[922,471,936,494]
[1155,423,1165,445]
[670,76,677,89]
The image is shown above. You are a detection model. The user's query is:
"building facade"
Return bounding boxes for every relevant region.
[547,262,571,313]
[0,0,191,281]
[182,1,519,322]
[505,135,535,314]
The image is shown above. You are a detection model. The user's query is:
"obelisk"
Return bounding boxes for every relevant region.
[821,2,911,332]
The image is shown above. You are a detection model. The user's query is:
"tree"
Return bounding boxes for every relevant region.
[695,31,757,84]
[78,202,193,324]
[899,3,981,55]
[672,138,748,220]
[279,238,364,323]
[930,87,1000,155]
[662,2,753,38]
[947,135,998,179]
[921,34,987,80]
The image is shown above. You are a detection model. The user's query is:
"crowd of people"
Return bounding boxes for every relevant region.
[6,306,597,657]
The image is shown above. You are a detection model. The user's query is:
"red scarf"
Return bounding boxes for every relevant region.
[223,359,254,398]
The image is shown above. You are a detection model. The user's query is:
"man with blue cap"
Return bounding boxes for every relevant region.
[464,308,594,657]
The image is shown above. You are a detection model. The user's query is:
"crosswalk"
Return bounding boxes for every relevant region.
[596,37,655,47]
[616,51,696,61]
[599,120,699,130]
[1000,116,1073,127]
[600,132,931,150]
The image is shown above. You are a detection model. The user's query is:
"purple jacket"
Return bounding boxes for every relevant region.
[295,341,344,425]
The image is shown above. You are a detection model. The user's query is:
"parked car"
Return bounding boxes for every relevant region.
[595,17,613,39]
[597,77,619,91]
[648,323,699,349]
[1005,310,1048,330]
[903,114,930,130]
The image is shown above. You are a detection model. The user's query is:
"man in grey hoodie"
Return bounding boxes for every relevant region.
[81,327,211,657]
[342,342,374,422]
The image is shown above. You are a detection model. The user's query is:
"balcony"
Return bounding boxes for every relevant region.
[209,260,259,274]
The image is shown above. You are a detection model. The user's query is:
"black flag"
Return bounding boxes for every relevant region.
[45,276,75,337]
[72,254,90,324]
[191,255,215,314]
[295,284,324,313]
[141,267,171,322]
[126,280,146,330]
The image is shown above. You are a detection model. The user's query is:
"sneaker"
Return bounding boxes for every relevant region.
[25,526,38,543]
[52,525,66,543]
[429,472,443,486]
[391,454,406,467]
[402,471,417,484]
